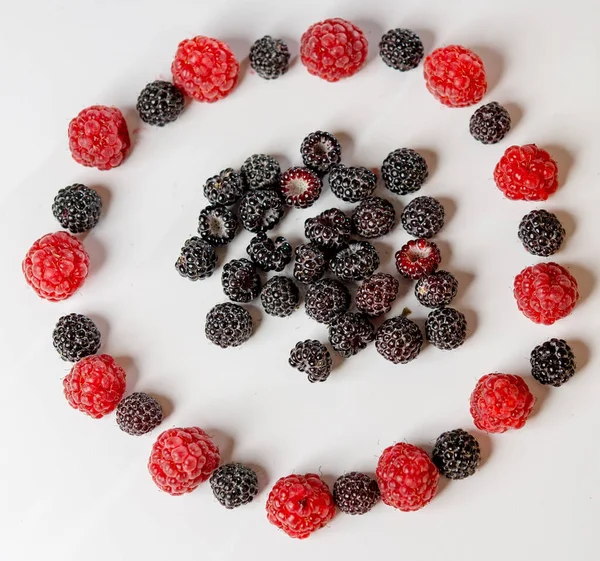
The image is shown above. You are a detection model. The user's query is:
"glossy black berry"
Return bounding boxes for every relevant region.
[432,429,481,480]
[530,338,576,387]
[116,392,163,436]
[401,196,445,238]
[198,205,239,247]
[356,273,399,317]
[239,189,285,233]
[330,241,380,282]
[221,259,261,303]
[305,208,351,250]
[52,184,102,233]
[53,313,101,362]
[425,307,467,350]
[246,233,292,272]
[175,237,217,281]
[518,209,565,257]
[305,278,351,324]
[379,29,424,71]
[329,164,377,203]
[333,472,380,515]
[289,340,332,383]
[300,131,341,174]
[205,303,253,348]
[241,154,281,190]
[329,312,375,358]
[375,315,423,364]
[469,102,511,145]
[415,271,458,308]
[382,148,428,195]
[351,197,396,238]
[260,276,300,317]
[136,80,184,126]
[210,463,259,509]
[204,168,246,206]
[293,243,327,284]
[249,36,290,80]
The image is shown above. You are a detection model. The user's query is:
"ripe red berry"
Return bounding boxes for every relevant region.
[172,36,239,102]
[148,427,220,496]
[470,374,535,433]
[280,167,322,208]
[376,443,439,512]
[300,18,368,82]
[68,105,130,170]
[63,354,126,418]
[494,144,559,201]
[395,238,441,280]
[424,45,487,107]
[22,232,89,301]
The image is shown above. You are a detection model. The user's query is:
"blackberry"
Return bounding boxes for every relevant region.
[356,273,399,317]
[239,189,285,233]
[209,463,259,509]
[330,241,380,282]
[246,233,292,272]
[469,102,511,145]
[425,307,467,350]
[379,28,424,71]
[333,472,380,515]
[305,278,351,324]
[375,315,423,364]
[203,168,246,206]
[249,36,290,80]
[136,80,184,126]
[241,154,281,190]
[52,313,101,362]
[530,338,576,387]
[175,237,217,280]
[198,204,239,246]
[52,184,102,233]
[305,208,351,250]
[289,340,332,383]
[260,276,300,317]
[518,209,565,257]
[222,259,261,303]
[328,312,375,358]
[293,243,327,284]
[382,148,428,195]
[432,429,481,480]
[351,197,396,238]
[415,270,458,308]
[205,302,253,348]
[300,131,342,174]
[401,196,445,238]
[329,164,377,203]
[116,392,163,436]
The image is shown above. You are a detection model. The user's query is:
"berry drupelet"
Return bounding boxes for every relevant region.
[52,184,102,234]
[260,276,300,317]
[469,102,511,144]
[329,164,377,203]
[382,148,428,195]
[379,28,424,71]
[375,315,423,364]
[241,154,281,190]
[249,36,290,80]
[425,307,467,350]
[415,270,458,308]
[239,189,285,232]
[198,205,239,246]
[305,278,351,324]
[289,340,333,383]
[328,312,375,358]
[293,243,328,284]
[116,392,163,436]
[136,80,185,126]
[330,241,380,282]
[280,167,322,208]
[221,258,261,303]
[395,238,441,280]
[210,463,259,509]
[300,131,342,174]
[352,197,396,238]
[175,237,218,280]
[401,196,445,239]
[530,338,576,387]
[205,303,253,348]
[305,208,351,250]
[356,273,399,317]
[246,233,292,272]
[432,429,481,480]
[333,472,380,515]
[53,313,101,362]
[518,209,565,257]
[204,168,246,206]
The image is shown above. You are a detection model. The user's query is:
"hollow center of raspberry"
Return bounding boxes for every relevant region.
[287,178,309,197]
[208,216,227,237]
[407,246,431,262]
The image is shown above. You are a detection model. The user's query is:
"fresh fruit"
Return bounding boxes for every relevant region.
[203,168,246,206]
[205,303,253,348]
[280,167,322,208]
[356,273,399,317]
[530,338,576,387]
[300,131,342,174]
[382,148,428,195]
[210,463,259,509]
[293,243,328,284]
[53,313,101,362]
[333,472,380,515]
[518,209,565,256]
[260,276,300,317]
[351,197,396,238]
[395,238,441,280]
[375,315,423,364]
[330,240,380,282]
[469,102,511,144]
[241,154,281,190]
[432,429,481,480]
[52,184,102,234]
[239,189,285,232]
[425,307,467,350]
[329,164,377,202]
[175,237,218,280]
[379,28,424,71]
[198,205,239,246]
[246,233,292,272]
[401,196,444,239]
[116,392,163,436]
[221,258,261,303]
[249,36,290,80]
[305,278,351,324]
[415,270,458,308]
[136,80,185,126]
[328,312,375,358]
[305,208,351,250]
[289,340,333,383]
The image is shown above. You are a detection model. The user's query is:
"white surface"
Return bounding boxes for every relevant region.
[1,0,599,559]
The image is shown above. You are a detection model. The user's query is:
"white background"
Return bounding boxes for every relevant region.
[1,0,599,559]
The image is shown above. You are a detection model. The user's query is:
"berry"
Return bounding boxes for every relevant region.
[239,189,285,232]
[116,392,163,436]
[333,472,380,515]
[518,209,565,257]
[300,18,368,82]
[329,164,377,202]
[246,233,292,272]
[330,241,380,282]
[198,204,239,246]
[175,237,217,280]
[22,232,89,301]
[260,276,300,317]
[210,464,259,509]
[424,45,487,108]
[494,144,559,201]
[379,28,424,71]
[375,315,423,364]
[470,374,535,433]
[63,354,126,419]
[351,197,396,239]
[289,340,333,383]
[68,105,130,170]
[376,443,439,511]
[415,270,458,308]
[171,36,239,102]
[329,312,375,358]
[53,313,101,362]
[203,168,246,206]
[249,36,290,79]
[425,307,467,350]
[148,427,220,496]
[300,131,342,174]
[469,102,511,144]
[382,148,428,195]
[401,196,445,239]
[241,154,281,190]
[222,259,261,303]
[395,238,441,280]
[513,262,579,325]
[205,303,253,348]
[432,429,481,480]
[356,273,399,317]
[52,184,102,234]
[136,80,184,126]
[530,338,576,387]
[266,473,336,539]
[293,243,327,284]
[304,208,351,250]
[280,167,322,208]
[305,278,351,324]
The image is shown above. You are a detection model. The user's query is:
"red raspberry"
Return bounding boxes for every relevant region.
[148,427,220,496]
[280,167,322,208]
[470,374,535,433]
[424,45,487,107]
[63,354,126,418]
[68,105,130,170]
[494,144,559,201]
[395,238,441,280]
[514,262,579,325]
[171,36,239,102]
[266,473,336,539]
[22,232,89,301]
[376,443,439,512]
[300,18,368,82]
